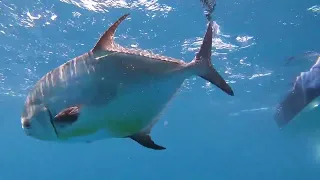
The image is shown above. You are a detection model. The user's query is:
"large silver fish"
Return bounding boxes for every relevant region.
[21,14,234,150]
[275,56,320,135]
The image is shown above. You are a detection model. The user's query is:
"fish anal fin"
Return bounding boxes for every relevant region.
[129,133,166,150]
[54,105,81,124]
[92,13,130,53]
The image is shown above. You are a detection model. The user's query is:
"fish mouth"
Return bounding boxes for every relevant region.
[46,106,59,138]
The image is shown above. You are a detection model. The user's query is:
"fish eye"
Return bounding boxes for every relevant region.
[22,120,31,129]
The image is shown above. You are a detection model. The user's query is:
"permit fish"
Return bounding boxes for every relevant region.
[274,56,320,135]
[21,14,234,150]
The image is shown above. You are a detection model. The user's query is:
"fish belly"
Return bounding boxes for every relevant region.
[59,76,185,142]
[99,76,185,137]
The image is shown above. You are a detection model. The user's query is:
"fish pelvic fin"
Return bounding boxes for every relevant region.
[129,133,166,150]
[188,21,234,96]
[92,13,130,53]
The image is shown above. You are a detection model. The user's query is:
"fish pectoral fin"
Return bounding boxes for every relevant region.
[54,105,81,125]
[129,133,166,150]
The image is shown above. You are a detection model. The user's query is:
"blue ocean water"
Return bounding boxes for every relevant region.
[0,0,320,179]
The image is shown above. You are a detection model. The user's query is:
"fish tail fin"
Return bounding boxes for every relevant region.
[189,21,234,96]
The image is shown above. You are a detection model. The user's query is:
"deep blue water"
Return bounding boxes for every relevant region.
[0,0,320,179]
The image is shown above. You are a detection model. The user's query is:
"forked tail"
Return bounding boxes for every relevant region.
[188,22,234,96]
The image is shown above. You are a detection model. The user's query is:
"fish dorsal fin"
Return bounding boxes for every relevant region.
[92,13,130,53]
